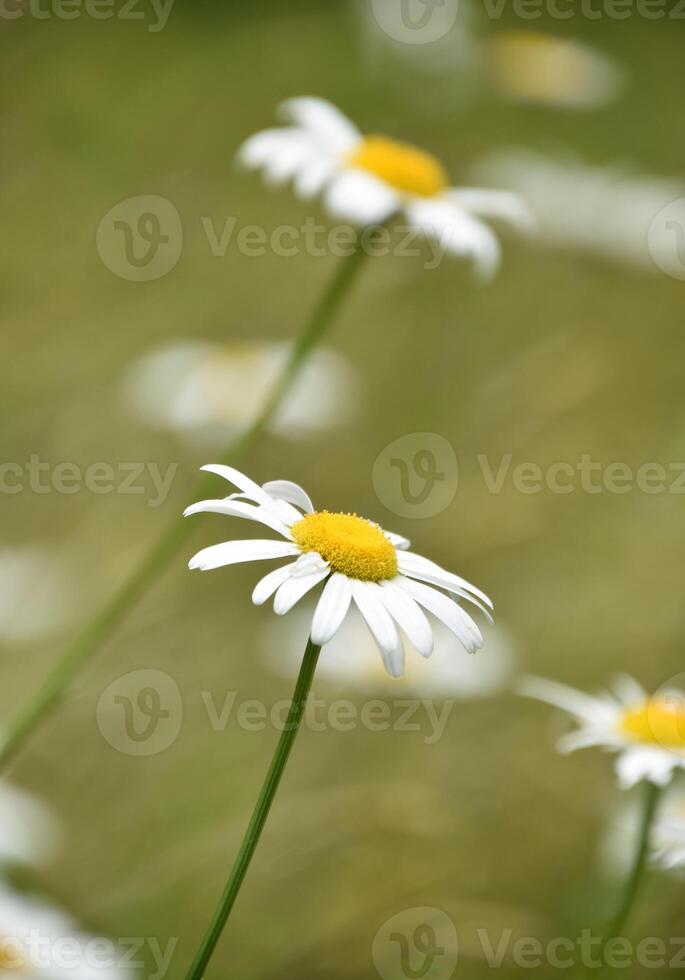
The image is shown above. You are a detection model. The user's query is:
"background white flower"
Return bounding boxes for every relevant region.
[264,606,514,698]
[472,149,685,274]
[122,340,360,445]
[0,783,58,869]
[238,96,531,278]
[186,466,492,678]
[520,675,685,788]
[0,885,129,980]
[485,32,623,110]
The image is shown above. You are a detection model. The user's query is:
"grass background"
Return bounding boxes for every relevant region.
[2,1,685,977]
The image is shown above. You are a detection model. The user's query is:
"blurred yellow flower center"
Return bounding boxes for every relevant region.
[620,698,685,749]
[0,939,24,971]
[292,511,397,581]
[348,136,448,198]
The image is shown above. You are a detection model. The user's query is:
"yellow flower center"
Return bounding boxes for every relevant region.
[620,698,685,750]
[347,136,449,198]
[291,511,398,582]
[0,939,24,972]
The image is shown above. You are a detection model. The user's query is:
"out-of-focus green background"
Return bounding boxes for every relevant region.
[2,2,685,977]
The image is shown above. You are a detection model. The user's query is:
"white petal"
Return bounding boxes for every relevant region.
[324,170,399,226]
[616,748,677,789]
[261,480,315,514]
[447,188,534,232]
[189,539,298,572]
[397,551,493,612]
[294,156,337,199]
[310,572,353,645]
[405,198,501,281]
[252,563,297,605]
[611,674,647,707]
[384,530,411,550]
[200,465,287,520]
[183,499,293,539]
[518,676,618,725]
[378,580,433,658]
[273,568,329,615]
[278,97,360,153]
[291,551,329,577]
[351,580,404,676]
[397,577,482,654]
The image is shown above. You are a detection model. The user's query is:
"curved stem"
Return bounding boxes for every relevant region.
[607,780,661,941]
[0,240,369,771]
[184,637,321,980]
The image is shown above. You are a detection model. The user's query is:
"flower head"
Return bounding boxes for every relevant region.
[520,674,685,788]
[185,466,492,678]
[238,97,531,279]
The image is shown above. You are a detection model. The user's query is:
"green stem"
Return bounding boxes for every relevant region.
[185,637,321,980]
[606,780,661,942]
[0,239,369,772]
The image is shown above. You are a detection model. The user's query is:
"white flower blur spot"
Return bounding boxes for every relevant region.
[0,884,129,980]
[0,782,58,869]
[651,788,685,872]
[264,604,514,698]
[485,31,623,110]
[122,340,360,445]
[0,548,73,643]
[185,466,493,678]
[237,96,532,279]
[471,148,685,273]
[520,674,685,789]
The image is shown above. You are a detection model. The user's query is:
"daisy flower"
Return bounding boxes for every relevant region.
[185,466,492,678]
[238,96,531,278]
[0,883,127,980]
[520,674,685,789]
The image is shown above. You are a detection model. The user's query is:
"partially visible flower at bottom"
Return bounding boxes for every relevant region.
[263,604,514,698]
[122,340,360,445]
[185,466,493,678]
[0,884,129,980]
[520,675,685,788]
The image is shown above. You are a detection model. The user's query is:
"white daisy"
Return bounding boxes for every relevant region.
[238,96,531,278]
[185,466,492,678]
[0,883,127,980]
[520,675,685,789]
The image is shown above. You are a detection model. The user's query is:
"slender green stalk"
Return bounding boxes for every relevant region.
[606,780,661,941]
[185,637,321,980]
[0,240,369,771]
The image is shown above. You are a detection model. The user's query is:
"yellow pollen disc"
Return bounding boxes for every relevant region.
[620,698,685,750]
[291,511,398,582]
[347,136,449,198]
